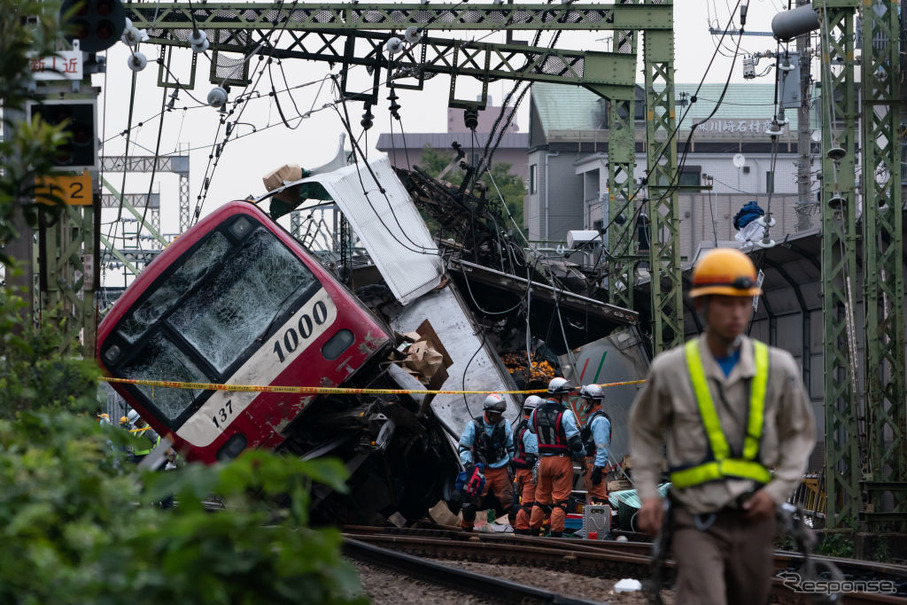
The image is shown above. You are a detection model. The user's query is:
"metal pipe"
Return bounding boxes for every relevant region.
[544,151,559,241]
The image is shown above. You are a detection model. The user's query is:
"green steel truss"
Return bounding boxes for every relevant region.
[859,0,907,529]
[125,3,673,32]
[606,1,638,310]
[643,1,682,354]
[132,12,643,103]
[39,203,97,357]
[817,1,861,529]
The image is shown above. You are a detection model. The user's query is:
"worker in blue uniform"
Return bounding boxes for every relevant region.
[528,377,585,537]
[457,394,518,531]
[579,384,611,505]
[512,395,542,535]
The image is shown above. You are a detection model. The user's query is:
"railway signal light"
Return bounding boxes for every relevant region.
[60,0,127,53]
[28,100,98,170]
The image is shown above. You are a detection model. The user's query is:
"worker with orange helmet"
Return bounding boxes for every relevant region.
[629,247,815,604]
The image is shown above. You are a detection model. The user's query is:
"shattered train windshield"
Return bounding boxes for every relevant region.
[167,227,317,373]
[114,223,317,424]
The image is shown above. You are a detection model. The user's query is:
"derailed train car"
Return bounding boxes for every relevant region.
[99,148,644,525]
[98,200,457,524]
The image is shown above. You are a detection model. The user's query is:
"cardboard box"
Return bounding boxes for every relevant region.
[262,164,302,191]
[262,164,304,206]
[397,319,453,390]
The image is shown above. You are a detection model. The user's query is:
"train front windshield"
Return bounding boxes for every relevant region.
[103,215,318,426]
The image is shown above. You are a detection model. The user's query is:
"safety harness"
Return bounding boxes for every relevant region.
[467,416,509,466]
[581,409,612,458]
[511,419,536,469]
[669,340,772,488]
[533,401,569,454]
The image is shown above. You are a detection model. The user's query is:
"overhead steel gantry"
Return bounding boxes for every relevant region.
[815,0,907,532]
[124,0,684,354]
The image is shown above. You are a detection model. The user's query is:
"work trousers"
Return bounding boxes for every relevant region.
[460,465,515,530]
[582,456,608,503]
[513,467,536,531]
[671,506,776,605]
[529,454,573,533]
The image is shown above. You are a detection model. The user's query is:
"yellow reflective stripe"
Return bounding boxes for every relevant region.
[684,340,730,460]
[744,341,769,459]
[677,339,771,489]
[671,459,772,488]
[134,435,160,456]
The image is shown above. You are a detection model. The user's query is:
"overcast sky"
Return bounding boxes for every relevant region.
[91,0,788,241]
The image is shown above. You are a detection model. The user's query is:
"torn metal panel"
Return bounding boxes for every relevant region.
[293,155,444,305]
[451,258,638,326]
[391,282,522,440]
[558,327,650,464]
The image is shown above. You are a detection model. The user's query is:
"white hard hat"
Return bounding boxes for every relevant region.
[547,377,573,395]
[127,409,140,424]
[523,395,544,414]
[483,393,506,413]
[580,384,604,402]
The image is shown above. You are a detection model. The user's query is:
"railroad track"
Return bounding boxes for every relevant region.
[343,525,907,604]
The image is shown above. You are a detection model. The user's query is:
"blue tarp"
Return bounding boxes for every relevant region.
[733,201,765,231]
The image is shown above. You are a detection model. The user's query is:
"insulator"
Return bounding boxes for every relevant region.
[464,108,478,131]
[127,52,147,72]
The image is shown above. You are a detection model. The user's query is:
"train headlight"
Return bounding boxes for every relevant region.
[216,433,248,462]
[228,216,252,240]
[321,329,354,360]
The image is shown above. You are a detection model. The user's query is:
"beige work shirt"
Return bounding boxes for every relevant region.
[629,335,816,515]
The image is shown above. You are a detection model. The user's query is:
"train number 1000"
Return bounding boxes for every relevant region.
[272,300,330,363]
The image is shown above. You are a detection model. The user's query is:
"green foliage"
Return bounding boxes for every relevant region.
[0,4,368,604]
[815,531,855,558]
[0,411,365,605]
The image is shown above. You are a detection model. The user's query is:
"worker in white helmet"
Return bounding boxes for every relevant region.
[527,377,585,537]
[511,395,542,535]
[456,393,517,532]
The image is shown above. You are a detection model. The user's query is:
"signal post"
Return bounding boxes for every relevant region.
[23,0,126,355]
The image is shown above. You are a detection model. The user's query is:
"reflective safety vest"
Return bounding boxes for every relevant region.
[132,428,160,456]
[581,409,612,458]
[534,401,569,454]
[511,419,533,469]
[669,340,772,489]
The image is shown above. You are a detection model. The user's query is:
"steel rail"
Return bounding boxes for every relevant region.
[343,526,907,604]
[343,538,602,605]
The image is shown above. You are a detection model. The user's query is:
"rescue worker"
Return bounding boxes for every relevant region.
[128,409,161,464]
[457,394,518,531]
[629,247,815,605]
[528,377,585,537]
[579,384,611,505]
[511,395,542,535]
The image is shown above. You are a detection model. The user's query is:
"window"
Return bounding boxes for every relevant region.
[530,164,537,194]
[656,166,702,191]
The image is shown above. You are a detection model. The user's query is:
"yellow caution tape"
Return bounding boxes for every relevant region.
[99,376,645,396]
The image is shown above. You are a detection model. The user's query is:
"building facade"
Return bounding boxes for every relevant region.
[526,82,813,261]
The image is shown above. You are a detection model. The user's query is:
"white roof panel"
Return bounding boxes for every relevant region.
[298,155,443,305]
